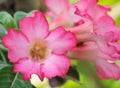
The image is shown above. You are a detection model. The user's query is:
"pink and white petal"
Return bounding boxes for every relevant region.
[50,10,70,30]
[45,27,76,54]
[74,0,97,18]
[68,41,100,61]
[94,35,116,56]
[42,54,70,79]
[95,59,120,80]
[14,57,44,81]
[95,15,120,38]
[19,11,49,41]
[68,21,94,42]
[90,5,110,20]
[45,0,69,15]
[2,29,29,62]
[68,6,82,23]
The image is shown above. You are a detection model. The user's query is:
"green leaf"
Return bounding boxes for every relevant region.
[70,0,79,4]
[0,43,8,51]
[111,80,120,88]
[0,49,8,64]
[115,16,120,27]
[66,66,80,84]
[116,60,120,67]
[98,0,120,6]
[0,62,10,70]
[14,11,27,29]
[0,24,7,39]
[0,66,33,88]
[0,11,16,29]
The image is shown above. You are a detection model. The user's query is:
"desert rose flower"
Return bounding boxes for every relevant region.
[45,0,120,80]
[68,4,120,80]
[45,0,81,29]
[2,11,76,81]
[44,0,110,29]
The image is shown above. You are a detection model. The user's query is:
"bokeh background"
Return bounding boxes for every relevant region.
[0,0,120,88]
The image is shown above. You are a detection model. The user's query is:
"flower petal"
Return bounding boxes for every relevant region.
[45,0,69,15]
[19,11,49,41]
[14,57,44,81]
[95,15,120,38]
[45,27,76,54]
[2,29,29,62]
[42,54,70,79]
[95,59,120,80]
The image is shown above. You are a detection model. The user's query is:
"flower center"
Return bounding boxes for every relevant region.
[29,40,49,61]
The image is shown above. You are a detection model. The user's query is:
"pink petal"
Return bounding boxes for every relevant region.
[42,54,70,79]
[45,27,76,54]
[95,15,120,38]
[45,0,69,15]
[19,11,49,42]
[74,0,110,20]
[50,10,70,30]
[95,59,120,80]
[14,57,44,81]
[68,41,102,62]
[2,29,29,63]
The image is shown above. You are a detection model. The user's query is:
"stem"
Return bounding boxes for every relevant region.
[77,61,105,88]
[0,49,7,64]
[10,73,19,88]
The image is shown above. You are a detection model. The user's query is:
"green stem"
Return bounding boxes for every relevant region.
[0,49,7,64]
[77,61,105,88]
[10,73,19,88]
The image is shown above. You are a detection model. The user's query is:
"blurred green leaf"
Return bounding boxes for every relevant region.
[0,24,6,39]
[66,66,80,83]
[0,43,8,51]
[111,80,120,88]
[14,11,27,29]
[102,80,114,88]
[0,66,33,88]
[98,0,120,6]
[0,62,10,70]
[60,80,81,88]
[0,49,8,64]
[70,0,79,4]
[115,16,120,27]
[0,11,16,29]
[116,60,120,67]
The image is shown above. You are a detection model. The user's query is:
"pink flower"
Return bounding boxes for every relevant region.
[68,4,120,80]
[2,11,76,81]
[45,0,120,80]
[44,0,81,29]
[45,0,110,29]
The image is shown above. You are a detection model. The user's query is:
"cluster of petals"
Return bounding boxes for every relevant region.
[2,12,76,81]
[45,0,120,80]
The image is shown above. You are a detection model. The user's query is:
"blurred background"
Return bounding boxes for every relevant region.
[0,0,120,88]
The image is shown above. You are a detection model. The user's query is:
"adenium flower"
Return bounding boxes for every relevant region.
[2,11,76,81]
[45,0,109,29]
[45,0,120,80]
[68,1,120,80]
[44,0,80,29]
